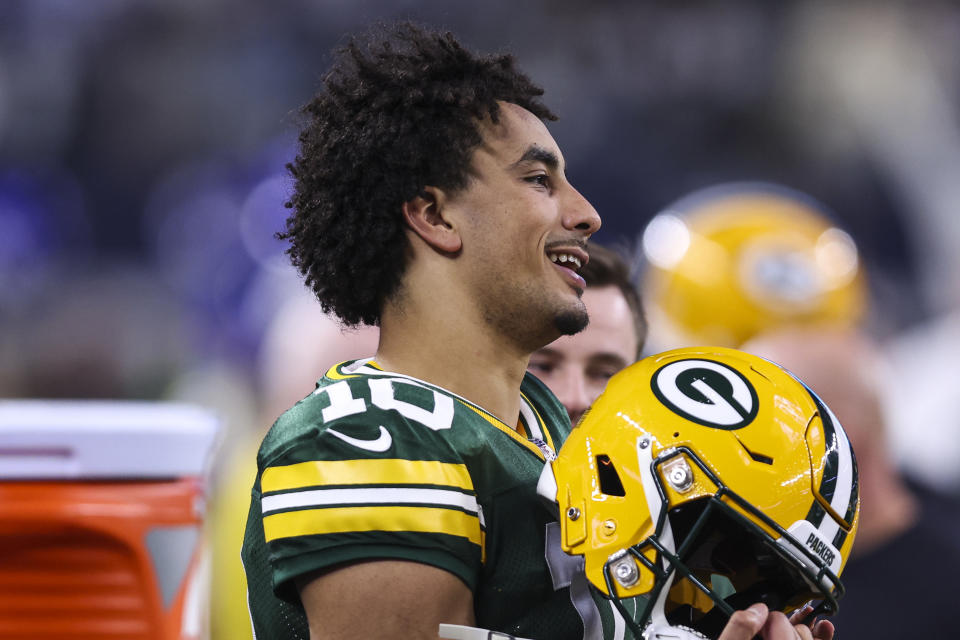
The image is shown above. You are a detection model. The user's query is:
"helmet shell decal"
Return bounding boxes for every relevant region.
[651,358,759,429]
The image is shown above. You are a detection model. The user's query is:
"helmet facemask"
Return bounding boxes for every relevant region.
[596,448,843,640]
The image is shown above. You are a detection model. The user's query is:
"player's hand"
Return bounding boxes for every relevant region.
[717,603,835,640]
[788,605,834,640]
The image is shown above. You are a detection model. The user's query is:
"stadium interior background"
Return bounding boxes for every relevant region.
[3,0,960,589]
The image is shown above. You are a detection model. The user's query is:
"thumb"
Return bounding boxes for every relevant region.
[717,603,769,640]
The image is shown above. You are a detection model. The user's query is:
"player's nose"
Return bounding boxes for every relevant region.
[561,184,601,237]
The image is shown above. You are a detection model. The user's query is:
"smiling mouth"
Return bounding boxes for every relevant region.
[546,247,588,293]
[546,245,588,273]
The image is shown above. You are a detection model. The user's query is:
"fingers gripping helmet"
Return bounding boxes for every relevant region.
[641,183,868,349]
[539,346,859,639]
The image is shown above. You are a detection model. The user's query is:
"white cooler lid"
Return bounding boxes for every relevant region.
[0,400,221,479]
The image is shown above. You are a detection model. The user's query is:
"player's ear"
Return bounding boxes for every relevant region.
[402,186,462,253]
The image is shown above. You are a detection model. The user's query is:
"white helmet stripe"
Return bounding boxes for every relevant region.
[635,434,673,559]
[806,387,857,549]
[821,400,857,548]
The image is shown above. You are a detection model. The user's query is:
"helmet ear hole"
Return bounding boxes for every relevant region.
[596,455,625,496]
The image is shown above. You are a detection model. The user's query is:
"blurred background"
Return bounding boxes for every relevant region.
[5,0,960,417]
[3,0,960,636]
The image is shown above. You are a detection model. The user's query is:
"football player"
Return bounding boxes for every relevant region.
[241,22,831,640]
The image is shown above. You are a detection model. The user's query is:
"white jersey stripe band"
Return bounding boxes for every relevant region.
[262,486,479,515]
[519,398,543,441]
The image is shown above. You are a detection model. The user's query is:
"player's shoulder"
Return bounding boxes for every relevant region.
[258,359,375,458]
[258,358,464,464]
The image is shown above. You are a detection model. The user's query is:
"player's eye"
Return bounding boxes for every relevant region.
[525,174,550,188]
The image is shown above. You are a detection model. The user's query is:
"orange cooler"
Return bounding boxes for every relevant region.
[0,401,220,640]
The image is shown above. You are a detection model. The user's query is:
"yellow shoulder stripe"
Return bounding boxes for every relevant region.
[262,458,473,493]
[263,505,482,547]
[325,359,383,380]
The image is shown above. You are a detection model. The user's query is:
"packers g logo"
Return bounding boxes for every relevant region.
[651,359,759,429]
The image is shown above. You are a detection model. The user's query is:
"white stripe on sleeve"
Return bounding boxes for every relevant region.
[262,486,478,515]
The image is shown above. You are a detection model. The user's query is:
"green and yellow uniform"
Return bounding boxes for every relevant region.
[242,359,640,639]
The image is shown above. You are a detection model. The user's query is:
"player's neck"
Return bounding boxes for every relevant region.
[376,300,529,429]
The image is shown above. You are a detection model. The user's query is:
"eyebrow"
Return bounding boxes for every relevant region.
[511,145,561,172]
[588,353,630,368]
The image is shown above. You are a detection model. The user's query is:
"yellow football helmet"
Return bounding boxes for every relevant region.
[641,183,868,349]
[539,346,859,639]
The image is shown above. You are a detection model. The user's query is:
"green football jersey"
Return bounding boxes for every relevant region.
[242,358,640,639]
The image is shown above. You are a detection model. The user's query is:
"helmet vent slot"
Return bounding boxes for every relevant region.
[596,455,626,496]
[736,438,773,465]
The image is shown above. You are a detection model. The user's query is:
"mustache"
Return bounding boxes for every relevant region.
[544,238,588,252]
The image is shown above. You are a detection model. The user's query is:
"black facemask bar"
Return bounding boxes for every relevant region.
[600,447,847,639]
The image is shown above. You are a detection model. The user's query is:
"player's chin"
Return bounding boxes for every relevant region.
[553,304,589,336]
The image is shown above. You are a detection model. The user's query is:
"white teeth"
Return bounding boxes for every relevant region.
[549,253,582,269]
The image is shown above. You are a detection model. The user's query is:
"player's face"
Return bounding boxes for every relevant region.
[528,285,638,425]
[448,103,601,351]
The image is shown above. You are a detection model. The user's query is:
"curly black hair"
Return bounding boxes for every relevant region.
[280,22,556,326]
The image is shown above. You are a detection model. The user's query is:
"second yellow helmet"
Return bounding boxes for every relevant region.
[641,183,868,349]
